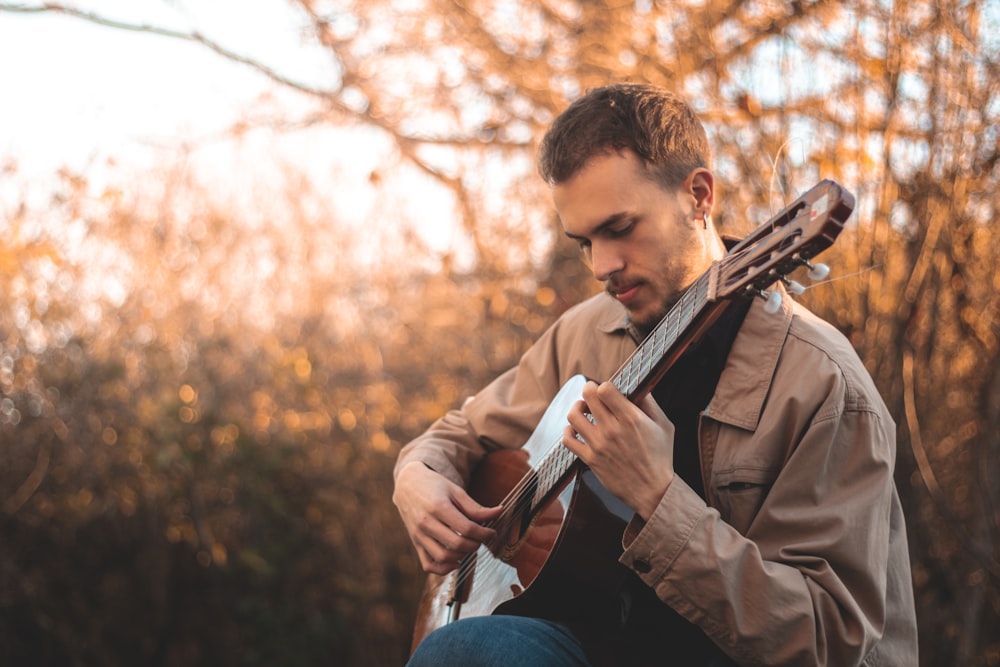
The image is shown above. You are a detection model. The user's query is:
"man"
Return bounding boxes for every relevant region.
[393,83,918,666]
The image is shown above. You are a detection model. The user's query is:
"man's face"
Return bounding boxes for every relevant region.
[553,150,722,334]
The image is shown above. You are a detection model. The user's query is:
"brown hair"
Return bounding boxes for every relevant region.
[538,83,711,188]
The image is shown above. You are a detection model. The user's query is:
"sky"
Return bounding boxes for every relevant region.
[0,1,326,175]
[0,1,464,265]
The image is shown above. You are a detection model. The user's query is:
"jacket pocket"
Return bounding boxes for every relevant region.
[712,467,778,535]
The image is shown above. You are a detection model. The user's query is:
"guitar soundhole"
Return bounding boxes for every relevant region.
[500,508,532,561]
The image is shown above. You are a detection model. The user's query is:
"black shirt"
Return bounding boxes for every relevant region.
[652,298,752,501]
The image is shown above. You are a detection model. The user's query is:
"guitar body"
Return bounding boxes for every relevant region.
[411,375,635,651]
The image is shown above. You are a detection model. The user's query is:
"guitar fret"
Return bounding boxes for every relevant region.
[532,437,577,510]
[538,461,550,500]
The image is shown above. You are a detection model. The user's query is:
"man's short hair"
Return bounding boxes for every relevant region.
[538,83,711,189]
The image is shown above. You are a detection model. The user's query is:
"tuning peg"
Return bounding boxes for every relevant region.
[759,289,783,314]
[804,260,830,282]
[781,277,806,295]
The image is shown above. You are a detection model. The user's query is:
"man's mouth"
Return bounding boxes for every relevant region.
[608,282,642,306]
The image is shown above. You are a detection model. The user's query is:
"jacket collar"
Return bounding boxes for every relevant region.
[703,283,793,431]
[594,292,633,335]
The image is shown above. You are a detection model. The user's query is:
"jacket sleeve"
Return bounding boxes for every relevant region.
[620,350,898,666]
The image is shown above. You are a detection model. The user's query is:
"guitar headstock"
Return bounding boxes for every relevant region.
[717,180,855,303]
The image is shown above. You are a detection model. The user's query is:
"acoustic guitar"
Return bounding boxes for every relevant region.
[410,180,855,652]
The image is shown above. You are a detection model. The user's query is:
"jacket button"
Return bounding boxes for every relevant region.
[633,559,651,573]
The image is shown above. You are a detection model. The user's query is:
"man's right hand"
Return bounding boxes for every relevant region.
[392,461,502,574]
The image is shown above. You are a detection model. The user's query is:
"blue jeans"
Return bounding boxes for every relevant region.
[407,616,593,667]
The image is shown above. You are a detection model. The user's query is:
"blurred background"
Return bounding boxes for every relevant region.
[0,1,997,665]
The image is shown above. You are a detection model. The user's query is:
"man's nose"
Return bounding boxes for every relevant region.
[590,241,624,281]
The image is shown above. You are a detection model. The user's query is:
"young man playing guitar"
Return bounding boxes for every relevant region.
[393,83,918,666]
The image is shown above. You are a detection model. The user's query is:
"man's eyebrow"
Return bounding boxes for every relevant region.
[563,212,632,240]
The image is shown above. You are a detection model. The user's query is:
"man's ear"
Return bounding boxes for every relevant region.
[686,168,715,215]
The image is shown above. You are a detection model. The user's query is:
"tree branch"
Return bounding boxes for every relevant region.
[0,2,340,100]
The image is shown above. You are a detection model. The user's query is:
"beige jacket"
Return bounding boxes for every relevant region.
[395,287,918,666]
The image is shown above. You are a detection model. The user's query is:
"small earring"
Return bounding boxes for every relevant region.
[703,211,709,229]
